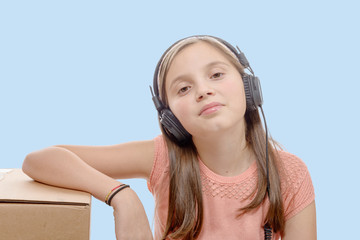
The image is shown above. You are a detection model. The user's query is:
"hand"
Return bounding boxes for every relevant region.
[111,188,153,240]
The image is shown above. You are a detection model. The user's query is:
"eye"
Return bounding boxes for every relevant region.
[178,86,191,95]
[211,72,224,79]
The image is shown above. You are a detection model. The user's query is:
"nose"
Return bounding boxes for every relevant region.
[196,85,215,102]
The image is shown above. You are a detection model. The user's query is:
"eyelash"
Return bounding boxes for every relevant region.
[176,72,224,95]
[178,86,191,95]
[211,72,224,79]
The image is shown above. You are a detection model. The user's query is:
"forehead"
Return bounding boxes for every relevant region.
[172,41,229,67]
[167,41,231,77]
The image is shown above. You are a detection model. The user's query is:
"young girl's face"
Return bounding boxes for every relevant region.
[165,41,247,139]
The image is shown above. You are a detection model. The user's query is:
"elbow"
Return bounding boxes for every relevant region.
[22,147,56,179]
[22,151,40,179]
[22,146,67,180]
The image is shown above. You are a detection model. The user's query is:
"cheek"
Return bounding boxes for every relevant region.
[169,98,191,126]
[224,79,247,106]
[237,85,247,110]
[222,82,247,119]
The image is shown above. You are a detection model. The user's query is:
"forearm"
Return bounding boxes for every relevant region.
[22,146,119,202]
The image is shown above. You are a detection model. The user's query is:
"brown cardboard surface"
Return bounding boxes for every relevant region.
[0,169,91,240]
[0,169,90,205]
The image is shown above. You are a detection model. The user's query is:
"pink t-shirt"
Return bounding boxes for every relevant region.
[148,135,315,240]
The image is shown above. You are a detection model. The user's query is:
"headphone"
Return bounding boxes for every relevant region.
[150,35,264,145]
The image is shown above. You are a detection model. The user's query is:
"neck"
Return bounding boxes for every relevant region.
[192,120,255,177]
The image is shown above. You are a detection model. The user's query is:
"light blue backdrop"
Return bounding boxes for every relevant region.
[1,1,359,239]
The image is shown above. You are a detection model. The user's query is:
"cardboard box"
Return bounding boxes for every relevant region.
[0,169,91,240]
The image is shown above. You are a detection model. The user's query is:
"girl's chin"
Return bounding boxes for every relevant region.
[190,122,244,138]
[191,127,228,138]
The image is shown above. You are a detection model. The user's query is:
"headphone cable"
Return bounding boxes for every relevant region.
[259,105,272,240]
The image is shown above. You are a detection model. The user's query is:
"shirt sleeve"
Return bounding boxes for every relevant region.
[147,134,168,194]
[278,151,315,221]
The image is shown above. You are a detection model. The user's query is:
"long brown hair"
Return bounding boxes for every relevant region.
[157,36,285,239]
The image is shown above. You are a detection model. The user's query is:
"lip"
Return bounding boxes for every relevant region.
[199,102,224,116]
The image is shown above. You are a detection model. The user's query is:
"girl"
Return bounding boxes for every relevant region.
[22,35,316,240]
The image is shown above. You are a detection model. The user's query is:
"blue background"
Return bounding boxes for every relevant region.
[1,1,359,239]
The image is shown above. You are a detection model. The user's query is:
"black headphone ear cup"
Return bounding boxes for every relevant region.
[242,73,263,111]
[252,76,263,108]
[243,74,256,111]
[160,108,191,145]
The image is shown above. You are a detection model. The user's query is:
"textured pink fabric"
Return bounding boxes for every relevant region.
[148,135,315,240]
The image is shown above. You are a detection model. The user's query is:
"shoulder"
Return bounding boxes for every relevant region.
[153,134,168,160]
[276,150,310,188]
[148,135,170,192]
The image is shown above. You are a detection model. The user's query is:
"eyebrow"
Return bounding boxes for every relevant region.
[168,61,230,90]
